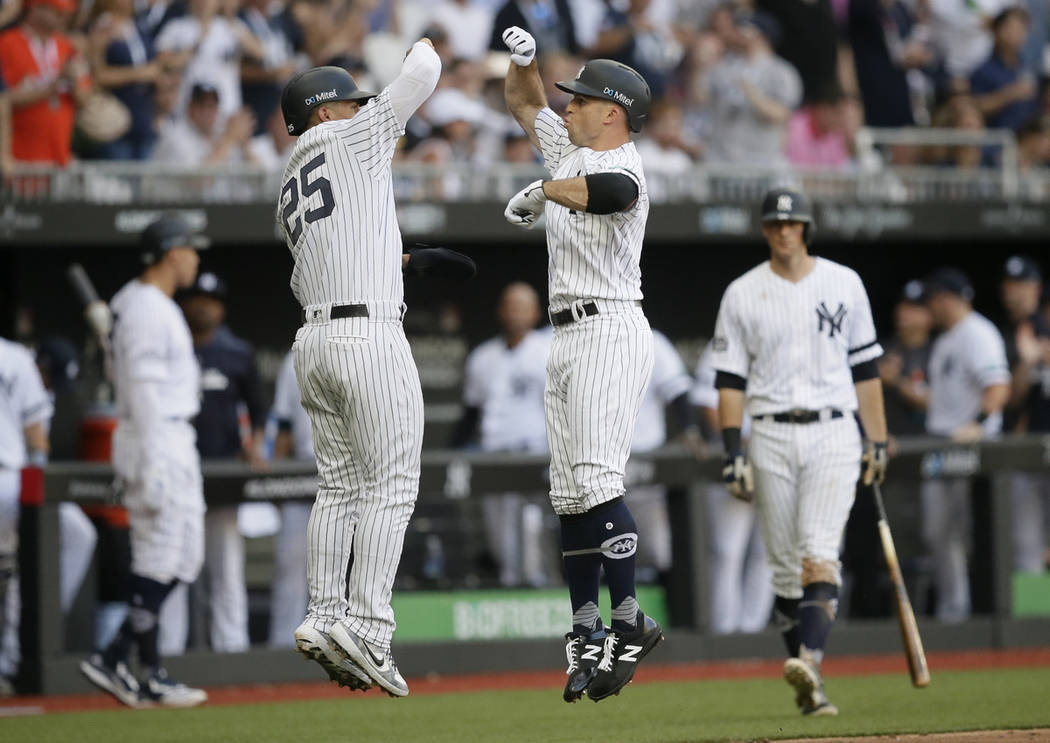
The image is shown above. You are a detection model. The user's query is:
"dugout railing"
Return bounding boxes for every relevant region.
[16,435,1050,695]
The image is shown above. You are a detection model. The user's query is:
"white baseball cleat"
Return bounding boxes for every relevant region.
[294,623,373,692]
[329,622,409,697]
[784,657,838,716]
[139,668,208,708]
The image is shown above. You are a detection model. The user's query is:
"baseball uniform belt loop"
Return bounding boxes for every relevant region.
[550,301,599,326]
[760,408,844,424]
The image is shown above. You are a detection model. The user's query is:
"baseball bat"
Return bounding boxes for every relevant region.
[872,481,930,688]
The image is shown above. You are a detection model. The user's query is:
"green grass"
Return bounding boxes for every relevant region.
[6,667,1050,743]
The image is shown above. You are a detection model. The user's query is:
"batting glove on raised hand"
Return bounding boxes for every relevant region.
[504,179,547,228]
[861,441,889,486]
[502,26,536,66]
[723,452,754,502]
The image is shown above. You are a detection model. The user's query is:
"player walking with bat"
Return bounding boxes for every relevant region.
[712,188,890,716]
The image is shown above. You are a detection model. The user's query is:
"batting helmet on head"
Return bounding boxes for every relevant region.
[555,59,651,132]
[760,187,815,243]
[141,214,210,265]
[281,66,375,136]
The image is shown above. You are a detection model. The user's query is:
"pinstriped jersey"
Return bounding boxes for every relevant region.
[533,107,648,307]
[632,329,692,452]
[710,257,883,416]
[278,88,408,308]
[0,337,53,469]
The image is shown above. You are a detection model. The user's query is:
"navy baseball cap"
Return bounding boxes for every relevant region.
[186,271,228,301]
[36,337,79,393]
[1002,255,1042,282]
[899,279,925,304]
[923,267,974,301]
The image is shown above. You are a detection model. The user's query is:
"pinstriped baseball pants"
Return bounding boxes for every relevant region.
[293,307,423,650]
[748,415,861,599]
[546,305,654,516]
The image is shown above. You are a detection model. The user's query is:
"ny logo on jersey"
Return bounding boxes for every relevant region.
[816,301,847,338]
[777,194,793,213]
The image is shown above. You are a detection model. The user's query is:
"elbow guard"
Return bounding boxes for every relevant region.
[851,359,879,382]
[584,173,638,214]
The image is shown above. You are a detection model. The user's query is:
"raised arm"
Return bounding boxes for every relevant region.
[388,38,441,127]
[502,27,546,150]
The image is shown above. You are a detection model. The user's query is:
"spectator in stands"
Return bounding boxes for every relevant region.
[151,81,257,166]
[928,93,986,168]
[704,10,802,167]
[155,0,263,119]
[785,86,853,169]
[238,0,297,136]
[86,0,161,160]
[756,0,840,105]
[1017,115,1050,195]
[971,5,1039,130]
[538,51,581,113]
[247,105,294,168]
[848,0,933,128]
[488,0,579,57]
[588,0,681,98]
[922,267,1010,623]
[0,0,23,29]
[0,0,91,166]
[1000,255,1048,425]
[636,100,698,201]
[502,128,536,162]
[427,0,492,60]
[926,0,1007,86]
[450,282,554,588]
[879,280,933,438]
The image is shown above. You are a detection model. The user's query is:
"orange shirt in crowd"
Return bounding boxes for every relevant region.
[0,27,89,165]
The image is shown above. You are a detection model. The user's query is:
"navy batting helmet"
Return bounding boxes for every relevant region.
[555,59,652,132]
[760,187,815,243]
[281,66,375,136]
[141,213,210,265]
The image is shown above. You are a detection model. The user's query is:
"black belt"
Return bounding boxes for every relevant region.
[305,304,369,322]
[758,409,844,424]
[550,301,599,327]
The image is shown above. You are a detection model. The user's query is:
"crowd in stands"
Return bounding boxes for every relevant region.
[2,0,1050,176]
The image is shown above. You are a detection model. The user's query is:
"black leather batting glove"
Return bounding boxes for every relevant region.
[722,452,754,502]
[404,246,476,280]
[861,441,888,486]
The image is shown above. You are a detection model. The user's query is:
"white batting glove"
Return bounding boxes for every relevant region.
[722,453,754,502]
[502,26,536,66]
[861,441,889,486]
[504,179,547,228]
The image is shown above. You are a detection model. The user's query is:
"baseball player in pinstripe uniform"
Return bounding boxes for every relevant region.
[79,214,210,709]
[501,26,663,703]
[711,188,889,716]
[0,336,52,695]
[277,39,473,698]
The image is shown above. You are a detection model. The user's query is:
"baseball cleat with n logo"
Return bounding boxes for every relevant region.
[586,613,664,701]
[563,630,606,702]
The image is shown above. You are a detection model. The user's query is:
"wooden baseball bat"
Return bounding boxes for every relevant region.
[872,481,930,688]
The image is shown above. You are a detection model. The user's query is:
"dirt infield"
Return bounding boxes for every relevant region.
[3,646,1049,717]
[769,730,1050,743]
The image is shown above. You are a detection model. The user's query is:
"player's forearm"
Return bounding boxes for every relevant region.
[543,174,637,213]
[504,60,546,131]
[717,388,746,431]
[855,378,888,442]
[388,40,441,126]
[979,383,1010,419]
[543,176,588,211]
[23,421,50,460]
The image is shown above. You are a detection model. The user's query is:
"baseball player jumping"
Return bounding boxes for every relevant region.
[79,214,210,708]
[711,188,889,716]
[278,40,474,697]
[501,26,663,703]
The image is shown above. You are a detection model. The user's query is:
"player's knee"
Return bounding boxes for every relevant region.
[801,557,841,587]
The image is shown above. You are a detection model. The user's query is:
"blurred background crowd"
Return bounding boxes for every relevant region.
[3,0,1050,176]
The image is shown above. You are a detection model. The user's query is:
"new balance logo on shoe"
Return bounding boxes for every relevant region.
[618,644,642,662]
[581,644,602,661]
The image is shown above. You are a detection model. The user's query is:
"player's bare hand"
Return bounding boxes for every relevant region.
[951,421,983,443]
[861,440,888,486]
[502,26,536,66]
[722,453,753,502]
[504,179,547,228]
